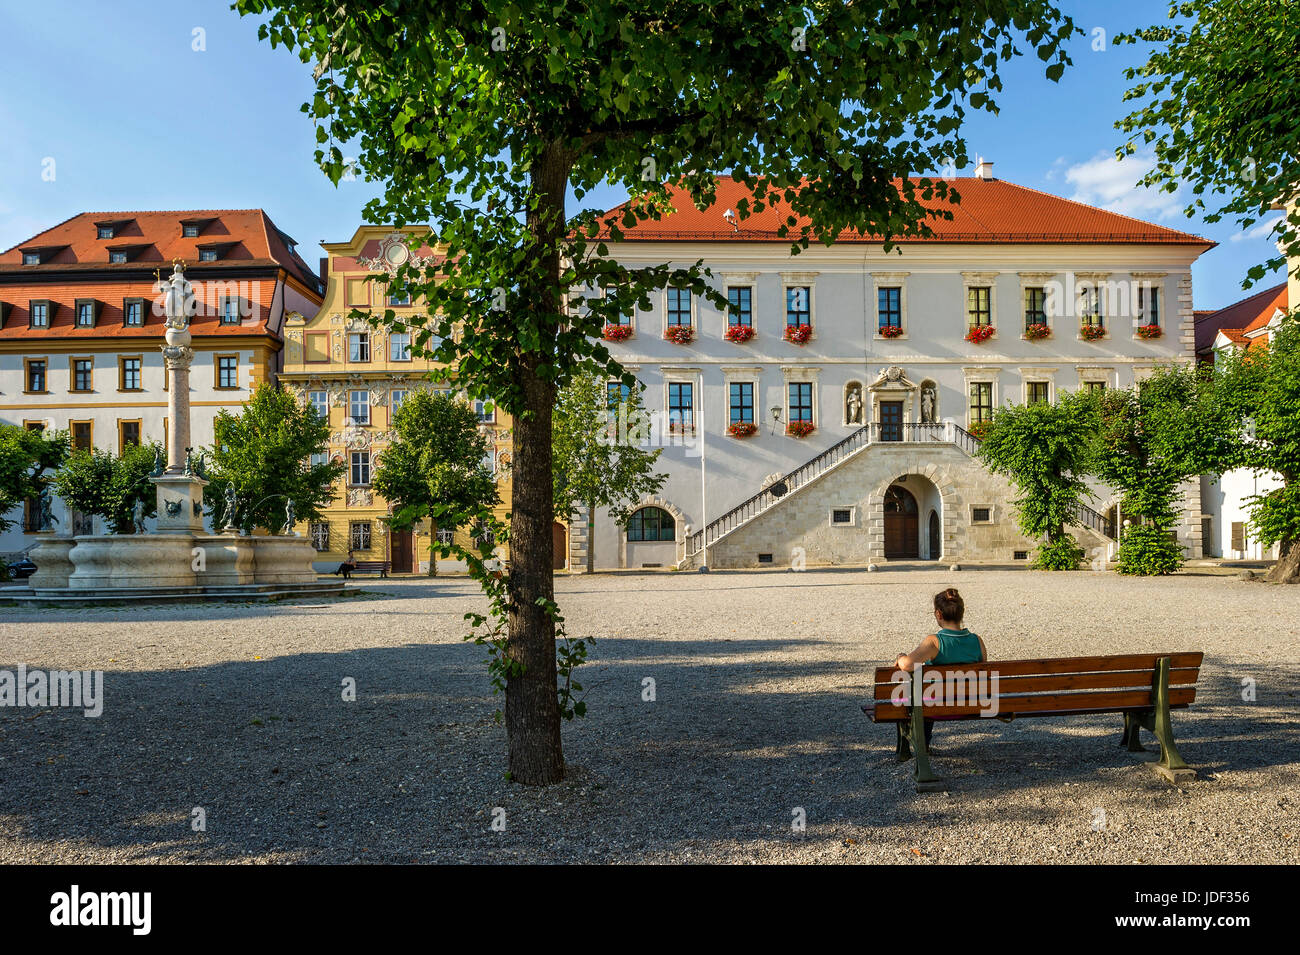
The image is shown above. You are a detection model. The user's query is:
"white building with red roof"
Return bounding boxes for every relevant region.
[0,210,323,553]
[579,167,1214,570]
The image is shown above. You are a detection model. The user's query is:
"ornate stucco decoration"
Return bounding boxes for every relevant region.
[359,232,440,277]
[346,488,373,508]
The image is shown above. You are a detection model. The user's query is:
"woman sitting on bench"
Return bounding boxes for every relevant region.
[893,588,987,744]
[333,551,357,579]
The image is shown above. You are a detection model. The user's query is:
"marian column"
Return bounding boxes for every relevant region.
[151,261,208,534]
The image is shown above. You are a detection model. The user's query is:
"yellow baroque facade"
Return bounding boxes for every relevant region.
[280,225,515,573]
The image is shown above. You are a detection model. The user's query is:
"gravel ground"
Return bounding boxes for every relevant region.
[0,567,1296,864]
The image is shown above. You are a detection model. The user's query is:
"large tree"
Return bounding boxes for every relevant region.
[977,391,1096,570]
[1117,0,1300,284]
[1214,313,1300,581]
[239,0,1077,784]
[53,442,162,535]
[0,425,69,534]
[371,389,499,576]
[204,384,343,533]
[553,372,665,573]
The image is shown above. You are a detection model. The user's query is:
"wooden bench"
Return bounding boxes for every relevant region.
[349,560,390,578]
[865,652,1202,790]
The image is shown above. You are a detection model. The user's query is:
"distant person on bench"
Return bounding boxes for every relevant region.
[892,588,987,745]
[334,551,357,579]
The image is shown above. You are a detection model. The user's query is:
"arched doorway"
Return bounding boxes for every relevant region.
[928,510,941,561]
[884,485,919,558]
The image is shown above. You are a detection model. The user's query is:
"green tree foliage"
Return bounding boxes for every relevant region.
[553,373,665,573]
[1092,368,1234,575]
[1213,313,1300,581]
[238,0,1077,784]
[1117,0,1300,285]
[977,393,1095,570]
[53,442,162,535]
[204,384,343,533]
[0,425,69,533]
[371,389,499,576]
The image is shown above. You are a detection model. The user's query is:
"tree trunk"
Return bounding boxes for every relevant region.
[587,501,596,575]
[1265,538,1300,583]
[504,144,567,786]
[428,521,438,577]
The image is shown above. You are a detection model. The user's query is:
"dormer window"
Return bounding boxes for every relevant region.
[183,224,200,238]
[29,300,52,328]
[220,298,241,325]
[109,251,127,264]
[123,298,145,327]
[198,249,218,262]
[97,226,115,240]
[22,252,40,266]
[75,299,99,328]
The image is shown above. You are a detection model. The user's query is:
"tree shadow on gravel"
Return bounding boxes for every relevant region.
[0,637,1294,863]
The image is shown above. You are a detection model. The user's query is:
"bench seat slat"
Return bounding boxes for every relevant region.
[872,667,1199,700]
[871,686,1196,722]
[872,651,1202,685]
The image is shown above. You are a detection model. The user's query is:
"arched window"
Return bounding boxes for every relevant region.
[627,506,676,542]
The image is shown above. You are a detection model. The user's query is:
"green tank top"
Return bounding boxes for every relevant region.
[932,628,983,665]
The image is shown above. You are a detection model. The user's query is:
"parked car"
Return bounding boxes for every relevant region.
[7,557,37,580]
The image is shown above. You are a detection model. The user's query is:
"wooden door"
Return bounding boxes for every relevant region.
[879,401,903,442]
[552,521,568,570]
[884,484,919,558]
[390,529,413,574]
[928,510,941,561]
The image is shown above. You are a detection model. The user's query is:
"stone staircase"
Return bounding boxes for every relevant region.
[681,419,1114,566]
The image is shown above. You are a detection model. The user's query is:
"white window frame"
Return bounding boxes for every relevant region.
[969,504,997,525]
[829,506,857,528]
[348,332,371,362]
[350,450,372,486]
[349,389,370,425]
[390,330,412,361]
[781,365,821,429]
[962,366,1000,430]
[661,287,697,334]
[962,272,999,339]
[1018,272,1056,339]
[308,390,329,420]
[1019,367,1057,406]
[780,271,819,338]
[871,272,909,340]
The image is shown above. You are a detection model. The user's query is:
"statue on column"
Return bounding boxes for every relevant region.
[282,499,297,536]
[161,260,193,330]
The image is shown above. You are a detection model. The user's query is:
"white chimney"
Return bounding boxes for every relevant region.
[975,159,995,181]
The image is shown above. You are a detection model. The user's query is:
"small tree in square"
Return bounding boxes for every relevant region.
[54,442,162,534]
[1090,367,1235,575]
[977,392,1096,569]
[553,371,666,574]
[204,384,343,533]
[0,424,69,534]
[371,388,499,576]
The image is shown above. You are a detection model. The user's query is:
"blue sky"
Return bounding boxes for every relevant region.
[0,0,1281,310]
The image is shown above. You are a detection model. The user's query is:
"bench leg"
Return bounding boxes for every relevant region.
[895,723,911,762]
[1120,711,1147,752]
[1151,657,1193,780]
[905,705,941,789]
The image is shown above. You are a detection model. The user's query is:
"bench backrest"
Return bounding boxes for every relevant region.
[870,652,1202,722]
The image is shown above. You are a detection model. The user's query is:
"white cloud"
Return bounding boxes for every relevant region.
[1229,215,1283,243]
[1064,151,1183,221]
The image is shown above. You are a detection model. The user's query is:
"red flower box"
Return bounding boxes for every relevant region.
[602,323,633,342]
[786,421,816,438]
[663,325,695,345]
[878,324,904,339]
[724,324,756,343]
[1024,323,1051,340]
[784,323,813,345]
[968,420,992,440]
[966,324,996,344]
[1080,324,1107,341]
[1136,324,1163,340]
[727,422,758,438]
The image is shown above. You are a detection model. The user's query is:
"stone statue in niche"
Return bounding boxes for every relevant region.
[920,385,937,424]
[845,384,863,424]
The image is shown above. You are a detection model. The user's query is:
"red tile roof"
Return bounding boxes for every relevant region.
[599,176,1215,246]
[1,210,322,292]
[1194,282,1288,353]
